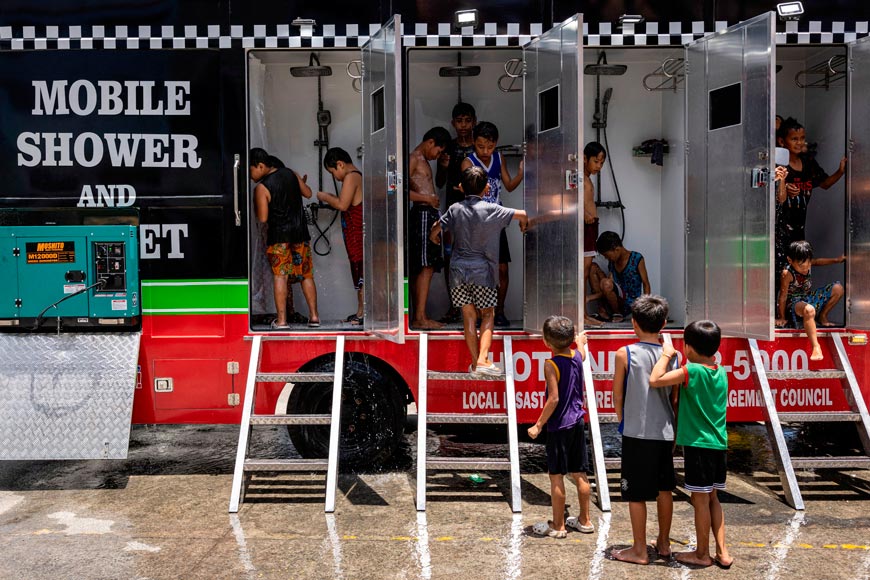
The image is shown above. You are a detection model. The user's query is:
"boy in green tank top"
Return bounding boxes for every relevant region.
[650,320,732,569]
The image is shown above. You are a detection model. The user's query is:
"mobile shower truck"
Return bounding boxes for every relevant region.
[0,6,869,507]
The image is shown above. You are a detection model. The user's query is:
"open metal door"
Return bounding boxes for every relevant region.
[362,17,405,343]
[847,37,870,329]
[523,14,583,333]
[685,13,775,340]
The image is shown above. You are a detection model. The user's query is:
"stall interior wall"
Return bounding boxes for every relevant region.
[248,50,363,322]
[777,46,847,324]
[582,48,686,326]
[406,49,525,323]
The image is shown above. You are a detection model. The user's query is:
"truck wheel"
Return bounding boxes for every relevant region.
[286,353,407,469]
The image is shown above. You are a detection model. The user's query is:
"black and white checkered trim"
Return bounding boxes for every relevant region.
[0,20,867,51]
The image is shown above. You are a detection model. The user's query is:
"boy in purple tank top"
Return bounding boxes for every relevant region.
[528,316,594,538]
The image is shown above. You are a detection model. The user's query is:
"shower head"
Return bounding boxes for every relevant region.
[584,51,627,76]
[290,53,333,77]
[439,65,481,77]
[602,87,613,106]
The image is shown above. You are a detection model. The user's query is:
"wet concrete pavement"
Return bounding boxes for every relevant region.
[1,424,869,579]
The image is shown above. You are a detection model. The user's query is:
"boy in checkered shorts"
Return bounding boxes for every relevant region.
[430,166,528,376]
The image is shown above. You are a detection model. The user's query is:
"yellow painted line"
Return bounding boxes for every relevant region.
[435,536,453,542]
[797,543,814,549]
[480,537,496,542]
[342,535,358,540]
[823,544,839,549]
[391,536,415,541]
[736,542,767,548]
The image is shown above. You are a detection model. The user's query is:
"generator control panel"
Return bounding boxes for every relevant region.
[0,225,140,330]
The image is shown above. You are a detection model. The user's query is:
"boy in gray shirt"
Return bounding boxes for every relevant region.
[612,294,679,565]
[430,166,527,376]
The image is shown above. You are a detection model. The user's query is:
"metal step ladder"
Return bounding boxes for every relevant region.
[415,333,522,512]
[584,333,681,512]
[749,333,870,510]
[229,334,345,513]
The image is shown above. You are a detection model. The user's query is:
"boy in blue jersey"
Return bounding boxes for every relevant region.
[460,121,523,327]
[650,320,733,569]
[612,294,678,564]
[528,316,594,538]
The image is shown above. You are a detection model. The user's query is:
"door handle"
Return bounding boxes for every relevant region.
[751,167,769,189]
[233,154,241,226]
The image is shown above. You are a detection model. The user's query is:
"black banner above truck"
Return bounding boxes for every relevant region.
[0,50,221,209]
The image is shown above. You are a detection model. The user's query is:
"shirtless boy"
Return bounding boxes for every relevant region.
[409,126,451,329]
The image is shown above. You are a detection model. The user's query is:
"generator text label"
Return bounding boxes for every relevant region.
[26,241,75,263]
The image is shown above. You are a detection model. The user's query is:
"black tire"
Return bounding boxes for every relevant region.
[286,353,407,470]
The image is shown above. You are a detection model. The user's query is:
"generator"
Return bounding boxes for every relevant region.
[0,224,140,330]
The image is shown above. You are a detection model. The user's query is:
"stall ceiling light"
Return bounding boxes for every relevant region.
[454,9,480,30]
[776,2,804,20]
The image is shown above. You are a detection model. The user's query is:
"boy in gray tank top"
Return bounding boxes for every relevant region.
[612,295,679,565]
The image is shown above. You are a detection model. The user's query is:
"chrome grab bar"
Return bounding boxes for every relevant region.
[233,154,241,227]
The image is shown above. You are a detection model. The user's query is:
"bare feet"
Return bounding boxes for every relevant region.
[818,319,837,327]
[810,345,824,361]
[714,553,734,568]
[650,539,671,558]
[675,551,713,567]
[613,547,649,565]
[414,318,444,330]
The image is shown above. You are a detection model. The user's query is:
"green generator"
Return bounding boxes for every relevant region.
[0,225,140,329]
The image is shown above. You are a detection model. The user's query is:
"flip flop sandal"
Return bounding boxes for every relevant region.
[270,320,291,330]
[308,320,321,328]
[345,314,364,325]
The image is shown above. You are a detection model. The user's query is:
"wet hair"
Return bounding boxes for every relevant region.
[473,121,499,142]
[249,147,270,167]
[631,294,669,334]
[324,147,352,169]
[423,126,452,148]
[584,141,606,159]
[543,315,575,349]
[595,231,623,254]
[452,102,476,120]
[684,320,721,357]
[787,240,813,262]
[460,166,488,197]
[776,116,804,142]
[267,155,285,168]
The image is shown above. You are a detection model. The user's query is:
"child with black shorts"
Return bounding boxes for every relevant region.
[527,317,594,538]
[612,294,678,564]
[650,320,732,569]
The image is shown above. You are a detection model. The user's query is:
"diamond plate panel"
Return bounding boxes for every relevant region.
[0,333,140,460]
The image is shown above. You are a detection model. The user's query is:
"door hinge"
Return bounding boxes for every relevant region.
[685,221,691,235]
[14,298,21,308]
[848,138,855,153]
[227,361,239,375]
[12,247,19,257]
